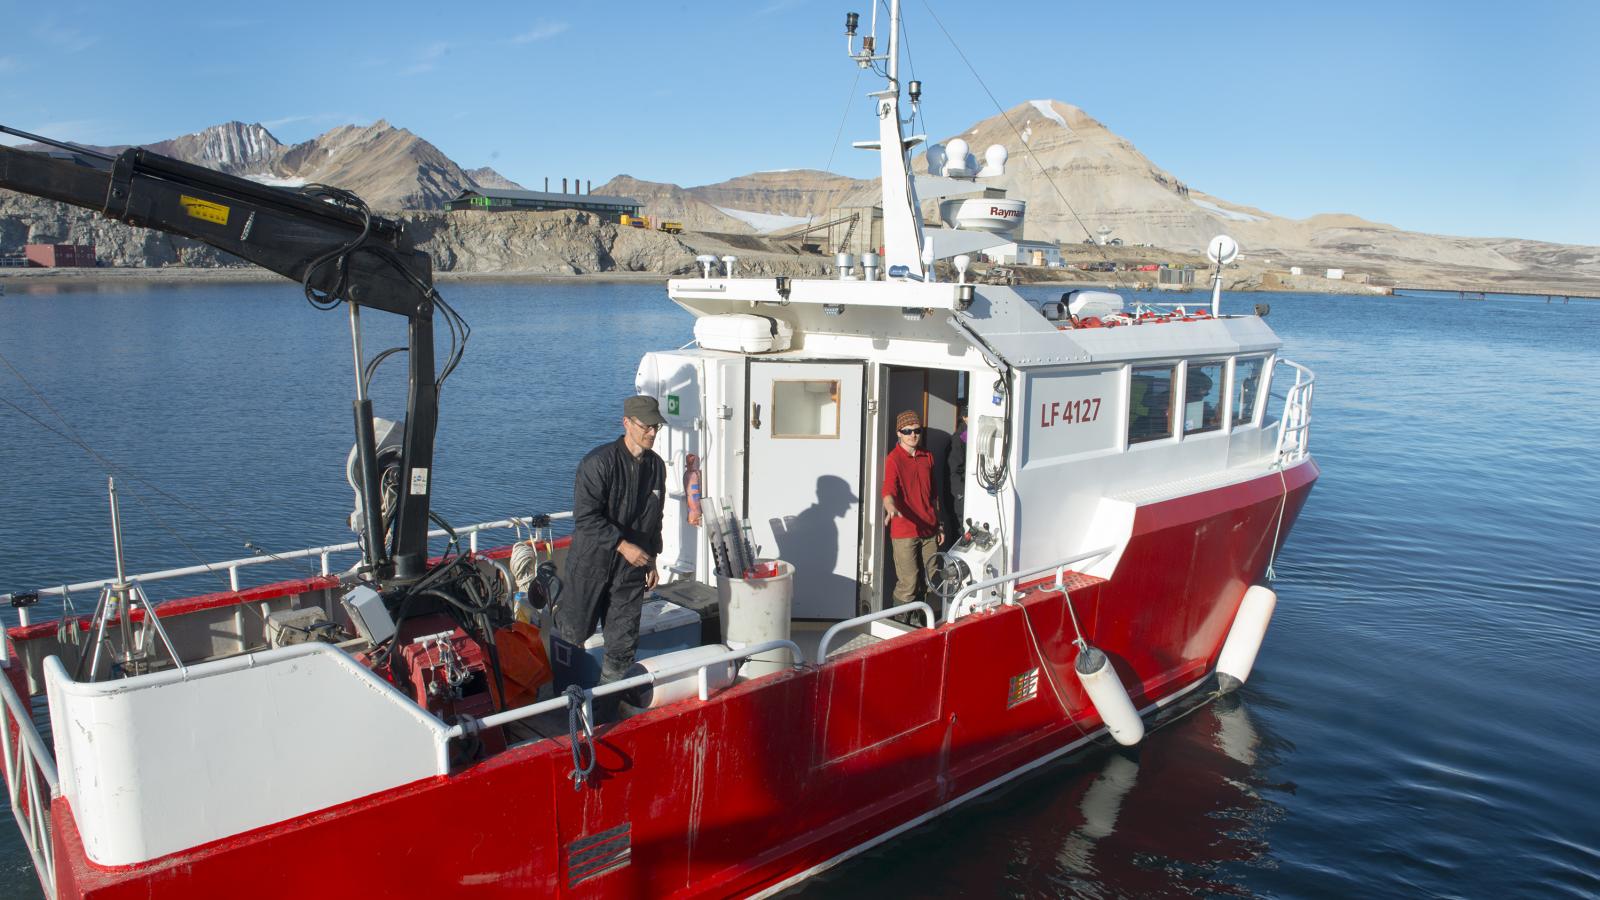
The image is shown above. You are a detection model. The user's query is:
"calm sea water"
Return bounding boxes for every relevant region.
[1,281,1596,897]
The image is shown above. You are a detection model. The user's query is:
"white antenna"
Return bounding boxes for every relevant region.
[1206,234,1241,316]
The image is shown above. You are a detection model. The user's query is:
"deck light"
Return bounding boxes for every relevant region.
[901,307,926,321]
[823,304,845,317]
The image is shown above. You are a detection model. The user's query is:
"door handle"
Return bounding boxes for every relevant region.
[752,403,762,430]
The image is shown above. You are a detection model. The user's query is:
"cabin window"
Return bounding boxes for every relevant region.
[1128,365,1175,444]
[772,380,841,438]
[1233,356,1266,426]
[1184,361,1225,435]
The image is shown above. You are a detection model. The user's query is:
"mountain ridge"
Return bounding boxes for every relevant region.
[4,112,1597,290]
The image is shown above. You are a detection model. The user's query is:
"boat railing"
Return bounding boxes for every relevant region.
[0,513,573,631]
[448,638,806,742]
[816,602,935,661]
[946,547,1118,625]
[0,665,58,899]
[1272,359,1316,464]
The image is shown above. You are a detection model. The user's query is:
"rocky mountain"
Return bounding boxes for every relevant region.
[903,99,1600,289]
[4,109,1596,290]
[145,122,283,176]
[18,120,494,211]
[690,170,872,222]
[464,167,524,191]
[592,176,753,234]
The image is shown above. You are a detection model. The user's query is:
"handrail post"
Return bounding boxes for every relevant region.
[816,602,933,662]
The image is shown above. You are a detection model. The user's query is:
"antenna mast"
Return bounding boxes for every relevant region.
[848,0,925,277]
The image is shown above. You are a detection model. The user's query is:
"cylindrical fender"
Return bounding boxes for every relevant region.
[1216,585,1277,693]
[623,643,733,710]
[1075,645,1145,746]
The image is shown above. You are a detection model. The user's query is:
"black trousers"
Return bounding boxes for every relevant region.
[554,563,647,682]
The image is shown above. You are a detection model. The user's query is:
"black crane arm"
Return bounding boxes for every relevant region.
[0,138,446,581]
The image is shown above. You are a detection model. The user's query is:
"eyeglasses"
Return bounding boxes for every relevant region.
[898,427,923,435]
[630,418,663,433]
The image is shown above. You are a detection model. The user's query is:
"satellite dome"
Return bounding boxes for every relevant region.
[944,138,973,176]
[926,142,948,176]
[985,144,1008,168]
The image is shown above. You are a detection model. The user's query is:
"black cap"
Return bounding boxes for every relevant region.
[624,395,667,427]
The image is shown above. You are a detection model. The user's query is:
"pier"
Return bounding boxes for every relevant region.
[1390,286,1598,303]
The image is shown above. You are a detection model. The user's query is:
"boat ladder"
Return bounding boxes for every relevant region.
[0,659,58,899]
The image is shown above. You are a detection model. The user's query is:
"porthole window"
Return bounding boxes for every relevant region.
[1128,365,1175,444]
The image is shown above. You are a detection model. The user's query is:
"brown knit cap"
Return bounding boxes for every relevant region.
[896,410,921,431]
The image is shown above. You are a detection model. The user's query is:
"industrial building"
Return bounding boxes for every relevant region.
[447,188,642,218]
[23,243,96,267]
[988,239,1063,267]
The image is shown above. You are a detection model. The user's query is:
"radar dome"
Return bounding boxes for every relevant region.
[944,138,973,176]
[985,144,1008,167]
[926,142,948,176]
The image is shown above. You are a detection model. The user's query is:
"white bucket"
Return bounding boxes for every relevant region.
[717,559,795,678]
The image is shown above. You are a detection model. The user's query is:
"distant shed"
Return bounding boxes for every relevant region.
[447,188,641,218]
[25,243,96,268]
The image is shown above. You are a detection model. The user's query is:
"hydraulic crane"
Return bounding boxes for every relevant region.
[0,126,467,593]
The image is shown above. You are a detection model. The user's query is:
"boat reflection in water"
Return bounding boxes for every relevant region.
[792,687,1281,898]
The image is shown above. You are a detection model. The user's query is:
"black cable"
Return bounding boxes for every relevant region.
[917,0,1134,289]
[362,346,408,395]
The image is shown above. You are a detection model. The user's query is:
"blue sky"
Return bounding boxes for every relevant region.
[2,0,1595,245]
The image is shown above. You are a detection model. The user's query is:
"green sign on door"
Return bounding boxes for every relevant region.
[666,394,680,416]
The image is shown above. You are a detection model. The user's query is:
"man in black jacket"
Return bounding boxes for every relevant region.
[554,396,668,684]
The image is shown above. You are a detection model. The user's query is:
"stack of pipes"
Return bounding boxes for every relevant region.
[705,497,758,578]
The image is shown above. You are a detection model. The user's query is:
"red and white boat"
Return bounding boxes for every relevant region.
[0,3,1317,896]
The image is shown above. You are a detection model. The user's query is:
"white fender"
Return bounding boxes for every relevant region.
[1216,585,1277,694]
[623,644,733,711]
[1074,645,1145,746]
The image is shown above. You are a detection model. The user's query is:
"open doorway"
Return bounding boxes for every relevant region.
[874,366,967,616]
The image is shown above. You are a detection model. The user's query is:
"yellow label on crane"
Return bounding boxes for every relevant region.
[179,195,230,226]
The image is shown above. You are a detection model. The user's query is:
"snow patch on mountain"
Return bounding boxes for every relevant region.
[713,206,809,233]
[1192,198,1264,222]
[246,174,309,188]
[1028,100,1068,129]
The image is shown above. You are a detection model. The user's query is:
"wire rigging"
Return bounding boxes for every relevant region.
[918,0,1132,289]
[0,352,317,585]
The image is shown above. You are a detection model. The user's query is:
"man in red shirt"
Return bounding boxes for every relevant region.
[883,410,943,613]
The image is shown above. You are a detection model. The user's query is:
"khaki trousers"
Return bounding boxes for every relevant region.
[891,535,939,608]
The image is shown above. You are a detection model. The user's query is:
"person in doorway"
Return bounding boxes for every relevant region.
[883,410,943,613]
[553,395,667,686]
[944,406,968,548]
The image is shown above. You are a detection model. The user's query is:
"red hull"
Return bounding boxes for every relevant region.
[48,460,1317,899]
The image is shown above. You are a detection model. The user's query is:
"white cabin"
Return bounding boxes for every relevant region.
[637,273,1291,621]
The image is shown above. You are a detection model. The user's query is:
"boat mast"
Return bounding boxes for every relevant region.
[854,0,925,277]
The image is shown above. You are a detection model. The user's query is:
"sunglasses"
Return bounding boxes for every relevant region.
[898,427,923,435]
[630,418,663,433]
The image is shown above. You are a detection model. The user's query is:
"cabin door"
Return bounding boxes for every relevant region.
[745,359,865,619]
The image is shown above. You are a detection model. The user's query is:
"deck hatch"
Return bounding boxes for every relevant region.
[566,822,632,886]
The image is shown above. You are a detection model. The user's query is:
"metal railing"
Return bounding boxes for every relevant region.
[0,513,573,625]
[448,639,805,740]
[1271,359,1316,464]
[0,669,58,899]
[945,546,1117,625]
[816,603,935,662]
